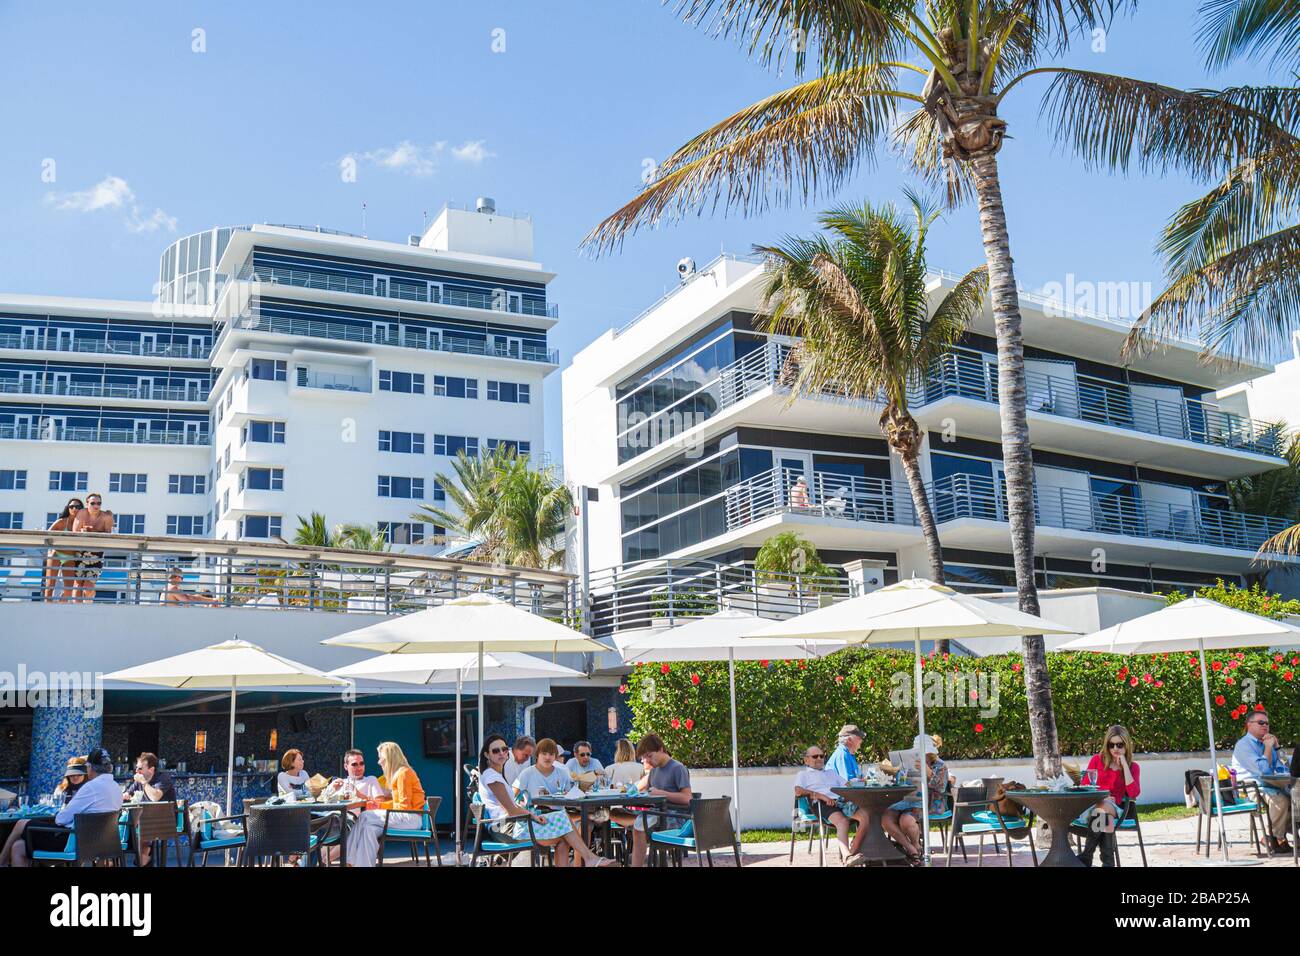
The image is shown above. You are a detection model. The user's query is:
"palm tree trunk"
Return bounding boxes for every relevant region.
[898,443,950,657]
[967,147,1061,780]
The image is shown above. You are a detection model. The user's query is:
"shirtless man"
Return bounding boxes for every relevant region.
[164,569,220,606]
[70,492,113,603]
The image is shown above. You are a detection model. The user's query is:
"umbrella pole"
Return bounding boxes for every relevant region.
[455,669,463,866]
[1198,639,1230,862]
[728,648,741,845]
[225,677,236,867]
[477,642,485,757]
[914,631,931,867]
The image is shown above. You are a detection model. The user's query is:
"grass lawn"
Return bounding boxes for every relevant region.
[739,801,1196,843]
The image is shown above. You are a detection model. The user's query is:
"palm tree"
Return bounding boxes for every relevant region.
[582,0,1289,778]
[293,512,338,548]
[756,194,987,656]
[335,524,392,552]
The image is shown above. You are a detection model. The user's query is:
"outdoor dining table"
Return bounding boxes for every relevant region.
[255,798,366,866]
[531,791,668,851]
[1261,773,1295,793]
[831,785,914,864]
[1005,788,1107,868]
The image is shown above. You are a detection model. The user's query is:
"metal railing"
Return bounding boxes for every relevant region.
[614,253,764,336]
[722,466,916,531]
[929,473,1290,552]
[296,371,371,393]
[925,350,1284,456]
[585,557,853,639]
[0,423,210,446]
[0,531,576,617]
[0,380,207,403]
[238,262,559,317]
[0,332,210,360]
[219,309,559,365]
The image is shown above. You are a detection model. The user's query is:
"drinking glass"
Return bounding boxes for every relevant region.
[1083,769,1098,787]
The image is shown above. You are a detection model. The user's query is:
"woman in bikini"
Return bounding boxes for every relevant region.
[43,498,84,602]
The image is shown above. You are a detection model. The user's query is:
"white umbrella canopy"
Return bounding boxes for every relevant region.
[1058,598,1300,862]
[616,608,846,842]
[103,639,349,815]
[748,579,1079,865]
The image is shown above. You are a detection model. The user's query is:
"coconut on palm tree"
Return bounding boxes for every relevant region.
[756,194,987,653]
[583,0,1289,777]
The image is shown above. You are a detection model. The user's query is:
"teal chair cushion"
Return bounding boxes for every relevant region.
[33,834,76,862]
[386,827,434,840]
[971,810,1025,827]
[481,839,533,853]
[650,826,696,848]
[198,834,245,850]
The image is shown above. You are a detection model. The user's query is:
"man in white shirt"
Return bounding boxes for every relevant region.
[565,740,605,779]
[332,749,387,805]
[794,744,870,866]
[503,735,535,786]
[13,748,124,867]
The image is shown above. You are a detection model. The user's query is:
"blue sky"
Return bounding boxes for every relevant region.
[0,1,1275,457]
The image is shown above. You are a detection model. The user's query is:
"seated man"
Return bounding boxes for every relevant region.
[13,748,123,867]
[502,736,535,787]
[327,749,388,808]
[794,744,871,866]
[608,733,692,868]
[164,570,220,606]
[1230,709,1292,854]
[123,751,176,866]
[565,740,605,781]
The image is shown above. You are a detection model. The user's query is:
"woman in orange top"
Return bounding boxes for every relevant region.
[346,741,428,866]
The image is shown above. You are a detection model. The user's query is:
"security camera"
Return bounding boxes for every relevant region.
[676,257,696,282]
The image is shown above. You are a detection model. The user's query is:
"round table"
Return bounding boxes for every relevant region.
[1261,774,1295,793]
[831,786,913,864]
[1005,789,1106,868]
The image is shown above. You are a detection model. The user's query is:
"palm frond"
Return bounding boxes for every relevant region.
[1256,520,1300,564]
[1199,0,1300,73]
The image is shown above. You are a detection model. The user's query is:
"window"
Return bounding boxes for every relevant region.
[46,512,59,526]
[378,430,425,454]
[379,370,424,394]
[0,512,22,530]
[487,380,530,404]
[109,473,148,494]
[433,375,478,399]
[168,474,207,495]
[433,434,478,457]
[377,475,424,499]
[115,514,145,534]
[0,470,26,491]
[221,490,229,515]
[378,522,424,545]
[222,446,231,470]
[239,515,282,539]
[48,471,88,492]
[249,359,287,382]
[433,479,445,503]
[242,468,284,491]
[242,420,285,444]
[167,515,206,536]
[486,439,531,457]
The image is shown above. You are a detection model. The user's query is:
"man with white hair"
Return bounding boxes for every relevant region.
[794,743,871,865]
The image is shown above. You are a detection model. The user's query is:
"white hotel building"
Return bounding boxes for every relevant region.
[563,255,1298,631]
[0,200,556,553]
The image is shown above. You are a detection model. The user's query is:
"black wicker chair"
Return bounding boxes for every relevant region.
[131,801,182,867]
[28,810,126,866]
[242,805,314,867]
[650,795,741,867]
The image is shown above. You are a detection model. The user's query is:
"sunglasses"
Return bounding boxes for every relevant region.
[67,504,81,510]
[576,753,591,758]
[807,754,825,760]
[1108,741,1125,749]
[488,746,509,754]
[87,500,102,506]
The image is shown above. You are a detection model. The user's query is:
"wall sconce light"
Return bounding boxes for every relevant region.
[234,722,246,734]
[607,707,618,735]
[194,730,207,754]
[268,729,278,751]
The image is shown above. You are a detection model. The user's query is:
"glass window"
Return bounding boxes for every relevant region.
[48,471,88,492]
[116,514,145,534]
[0,470,26,491]
[377,476,423,499]
[168,474,207,494]
[108,473,148,494]
[0,512,23,530]
[243,420,285,444]
[167,515,206,536]
[379,522,424,545]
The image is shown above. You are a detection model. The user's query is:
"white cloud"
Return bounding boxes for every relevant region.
[342,140,446,178]
[451,140,495,164]
[126,206,178,234]
[45,175,134,212]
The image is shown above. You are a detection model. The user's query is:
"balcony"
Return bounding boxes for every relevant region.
[237,262,559,317]
[0,380,207,403]
[0,423,210,446]
[0,332,209,360]
[724,466,916,531]
[218,310,559,365]
[295,370,371,393]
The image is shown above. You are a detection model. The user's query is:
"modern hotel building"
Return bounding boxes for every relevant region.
[562,255,1297,631]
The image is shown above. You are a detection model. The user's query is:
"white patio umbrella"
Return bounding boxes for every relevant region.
[103,638,349,815]
[1057,597,1300,862]
[615,608,845,842]
[749,579,1079,865]
[328,650,584,861]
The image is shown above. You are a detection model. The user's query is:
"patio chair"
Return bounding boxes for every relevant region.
[945,785,1038,867]
[27,810,128,867]
[789,794,829,865]
[1192,776,1267,858]
[1068,796,1147,867]
[130,801,182,867]
[929,777,955,853]
[186,805,246,866]
[378,795,442,866]
[1292,783,1298,867]
[650,795,741,867]
[468,800,542,867]
[242,805,319,867]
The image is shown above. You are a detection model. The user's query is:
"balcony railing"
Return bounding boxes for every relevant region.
[0,333,210,360]
[723,466,916,532]
[0,531,575,616]
[238,262,559,317]
[219,310,559,365]
[0,380,207,402]
[296,370,371,393]
[0,423,210,446]
[929,473,1290,552]
[925,351,1284,457]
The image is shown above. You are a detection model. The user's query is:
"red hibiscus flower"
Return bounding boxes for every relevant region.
[835,675,844,684]
[1012,663,1022,673]
[1154,680,1164,688]
[974,723,984,733]
[690,673,700,686]
[1212,661,1224,671]
[1215,695,1226,706]
[1142,673,1153,684]
[684,718,694,731]
[618,684,628,694]
[1285,671,1295,681]
[670,718,681,730]
[660,663,670,674]
[1129,676,1139,687]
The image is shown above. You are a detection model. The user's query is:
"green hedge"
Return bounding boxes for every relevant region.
[624,646,1300,767]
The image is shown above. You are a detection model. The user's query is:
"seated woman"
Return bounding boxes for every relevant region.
[477,734,614,867]
[0,758,86,866]
[276,750,311,797]
[881,734,949,865]
[606,738,643,788]
[1077,724,1141,867]
[345,742,426,867]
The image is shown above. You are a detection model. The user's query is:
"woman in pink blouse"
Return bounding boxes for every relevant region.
[1077,724,1141,867]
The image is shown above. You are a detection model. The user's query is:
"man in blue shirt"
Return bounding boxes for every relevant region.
[1230,709,1292,854]
[13,747,123,866]
[826,724,865,783]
